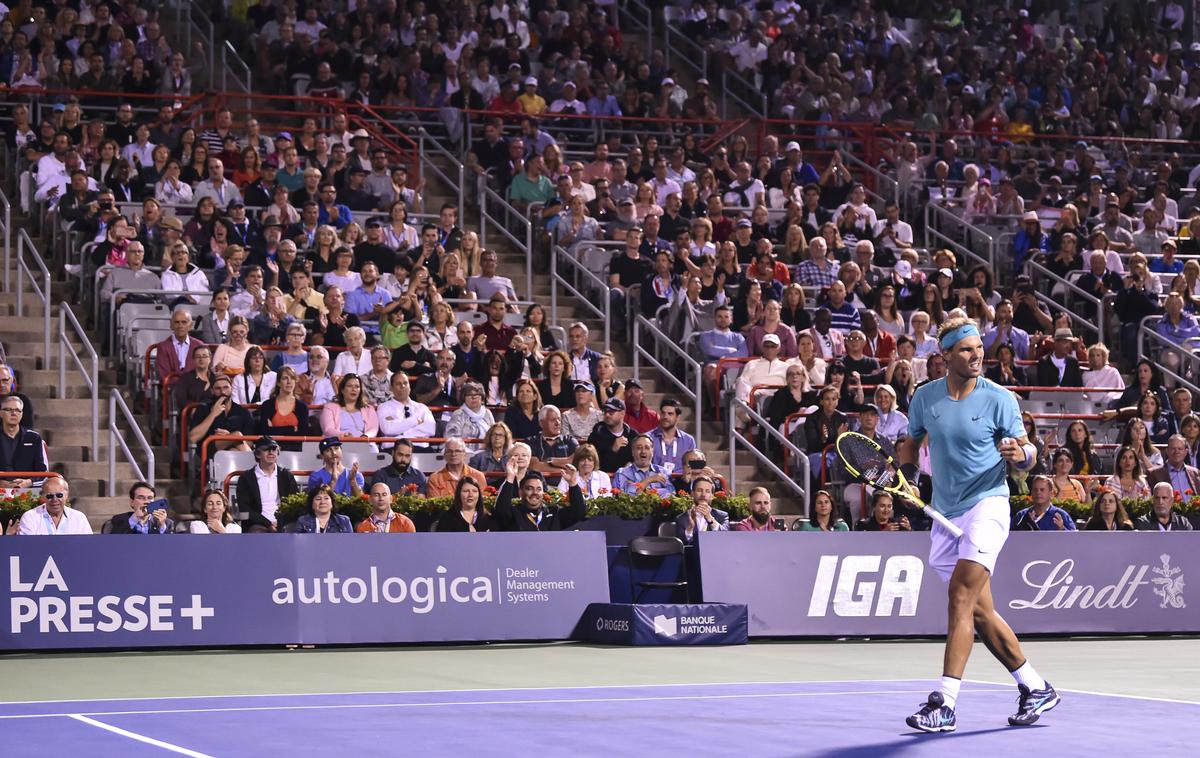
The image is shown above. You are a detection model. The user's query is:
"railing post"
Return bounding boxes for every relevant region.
[58,307,65,394]
[550,244,558,327]
[728,404,737,495]
[108,391,116,494]
[632,316,640,381]
[525,210,533,303]
[15,231,23,317]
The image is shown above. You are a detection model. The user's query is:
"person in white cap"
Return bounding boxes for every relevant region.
[734,332,796,424]
[518,76,547,115]
[549,81,586,114]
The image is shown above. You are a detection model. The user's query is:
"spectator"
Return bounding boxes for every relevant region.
[492,458,584,532]
[307,438,365,497]
[476,294,518,351]
[698,304,749,387]
[1147,435,1200,497]
[563,381,602,443]
[1012,476,1078,531]
[160,243,209,300]
[470,422,513,475]
[803,308,848,361]
[295,484,355,533]
[434,476,497,533]
[232,347,276,406]
[612,435,673,497]
[1083,489,1135,531]
[187,374,254,454]
[190,490,242,535]
[797,489,850,532]
[557,444,611,500]
[370,439,428,496]
[211,316,254,377]
[648,399,697,474]
[735,333,794,412]
[502,379,543,441]
[388,322,437,375]
[855,492,912,532]
[173,345,216,413]
[320,374,378,440]
[413,349,461,407]
[674,476,729,543]
[527,406,578,484]
[255,367,309,448]
[297,345,338,407]
[565,322,602,385]
[355,481,416,534]
[734,487,776,532]
[441,382,493,446]
[1105,445,1151,500]
[100,240,160,307]
[17,477,90,535]
[311,287,361,349]
[426,437,487,499]
[107,482,173,535]
[1034,329,1084,387]
[154,309,205,383]
[1136,482,1195,531]
[235,435,300,530]
[588,397,638,472]
[192,158,242,210]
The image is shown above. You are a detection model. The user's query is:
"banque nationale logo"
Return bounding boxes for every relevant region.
[1009,554,1186,611]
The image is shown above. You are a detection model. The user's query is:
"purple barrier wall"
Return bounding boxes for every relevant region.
[1,533,610,650]
[699,532,1196,637]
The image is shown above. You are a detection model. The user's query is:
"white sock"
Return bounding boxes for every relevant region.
[939,675,961,709]
[1011,661,1046,691]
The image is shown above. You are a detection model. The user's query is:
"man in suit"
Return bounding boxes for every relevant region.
[1137,482,1195,531]
[235,436,300,530]
[0,395,47,488]
[1146,435,1200,497]
[493,463,587,532]
[106,482,174,534]
[154,308,206,382]
[1034,328,1084,387]
[674,476,729,543]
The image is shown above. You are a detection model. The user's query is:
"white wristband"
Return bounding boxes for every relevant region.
[1014,442,1038,471]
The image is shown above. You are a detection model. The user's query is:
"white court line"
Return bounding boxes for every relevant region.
[1,687,1013,720]
[68,714,215,758]
[0,678,934,706]
[964,678,1200,706]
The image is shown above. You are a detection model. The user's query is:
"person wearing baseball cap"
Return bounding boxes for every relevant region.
[587,396,638,472]
[307,436,365,497]
[1034,328,1084,387]
[235,435,301,530]
[563,381,601,442]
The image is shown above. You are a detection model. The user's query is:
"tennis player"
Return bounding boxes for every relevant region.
[904,316,1059,732]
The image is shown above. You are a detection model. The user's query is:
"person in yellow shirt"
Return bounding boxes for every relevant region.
[518,77,547,115]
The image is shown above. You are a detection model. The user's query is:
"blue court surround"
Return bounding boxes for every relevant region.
[0,679,1195,757]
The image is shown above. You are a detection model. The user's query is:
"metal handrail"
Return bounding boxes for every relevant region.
[15,228,51,360]
[662,13,709,84]
[924,201,996,273]
[1027,259,1105,341]
[551,244,612,353]
[721,67,767,119]
[0,186,11,290]
[729,398,810,515]
[108,389,155,496]
[633,314,703,445]
[478,184,534,301]
[220,40,252,93]
[1138,319,1200,397]
[418,128,465,226]
[617,0,654,59]
[59,304,99,457]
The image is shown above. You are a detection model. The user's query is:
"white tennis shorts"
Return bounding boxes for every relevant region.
[928,495,1011,582]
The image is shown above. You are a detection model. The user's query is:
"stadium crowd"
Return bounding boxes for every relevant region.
[2,0,1200,536]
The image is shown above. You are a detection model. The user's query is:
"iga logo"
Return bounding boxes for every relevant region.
[1152,554,1186,609]
[807,555,923,617]
[652,614,678,636]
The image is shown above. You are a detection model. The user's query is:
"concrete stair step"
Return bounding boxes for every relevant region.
[57,458,174,482]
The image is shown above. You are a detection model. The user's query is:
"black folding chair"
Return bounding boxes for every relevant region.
[627,536,689,604]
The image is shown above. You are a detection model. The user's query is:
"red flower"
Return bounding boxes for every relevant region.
[635,482,646,491]
[405,483,419,493]
[676,489,688,496]
[660,498,671,508]
[484,486,497,496]
[597,487,610,494]
[1187,490,1195,496]
[715,490,727,498]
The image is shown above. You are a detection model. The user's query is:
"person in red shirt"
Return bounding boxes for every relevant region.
[477,294,517,350]
[623,379,659,434]
[861,309,896,363]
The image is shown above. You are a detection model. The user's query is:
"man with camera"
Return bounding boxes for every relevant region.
[107,482,175,534]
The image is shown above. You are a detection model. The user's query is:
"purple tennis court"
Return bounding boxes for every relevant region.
[1,678,1196,757]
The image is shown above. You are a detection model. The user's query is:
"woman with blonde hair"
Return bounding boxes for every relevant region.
[438,252,471,303]
[690,216,716,258]
[557,444,611,499]
[594,353,624,407]
[425,301,459,352]
[469,421,513,473]
[458,230,483,277]
[634,181,663,219]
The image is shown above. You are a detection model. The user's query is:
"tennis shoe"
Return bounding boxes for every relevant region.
[906,691,957,733]
[1008,682,1060,726]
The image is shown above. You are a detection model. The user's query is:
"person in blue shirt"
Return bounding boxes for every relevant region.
[295,484,354,533]
[647,399,697,474]
[316,182,353,229]
[611,435,673,496]
[307,437,365,497]
[1011,475,1078,531]
[1149,238,1184,275]
[1010,211,1048,275]
[905,316,1060,734]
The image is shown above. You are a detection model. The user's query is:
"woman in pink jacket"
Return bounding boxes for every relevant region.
[319,374,379,439]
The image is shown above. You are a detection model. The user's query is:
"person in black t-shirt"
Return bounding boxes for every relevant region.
[608,229,653,334]
[354,218,396,273]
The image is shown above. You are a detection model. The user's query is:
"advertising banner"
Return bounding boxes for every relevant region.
[575,602,748,645]
[0,533,610,650]
[699,532,1198,637]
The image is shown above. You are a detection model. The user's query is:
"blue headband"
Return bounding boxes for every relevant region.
[939,323,981,351]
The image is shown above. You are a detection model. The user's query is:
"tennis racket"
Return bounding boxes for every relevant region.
[834,431,964,538]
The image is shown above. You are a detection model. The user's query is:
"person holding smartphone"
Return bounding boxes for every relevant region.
[107,482,174,534]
